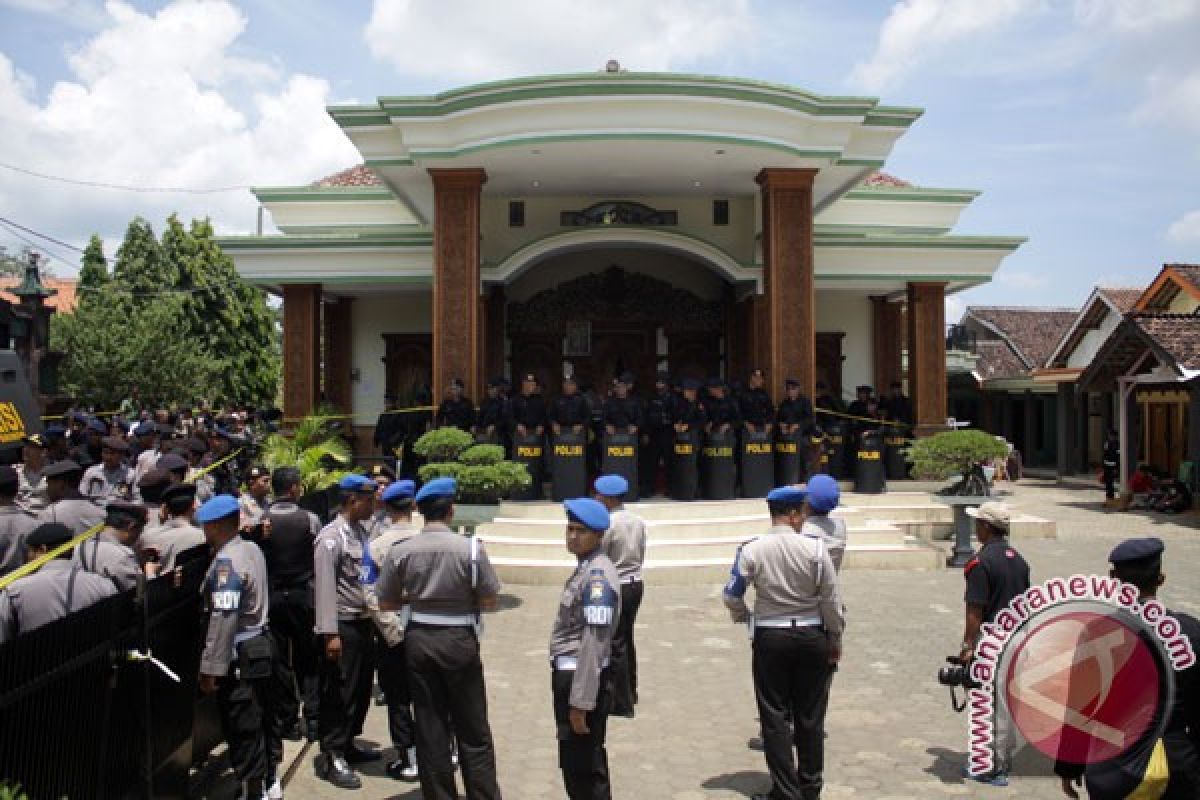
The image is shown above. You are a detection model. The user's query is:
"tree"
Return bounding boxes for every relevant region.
[907,429,1009,494]
[77,235,109,309]
[113,217,176,295]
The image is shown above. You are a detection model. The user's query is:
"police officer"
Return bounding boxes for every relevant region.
[476,377,513,445]
[740,368,775,435]
[374,394,406,466]
[703,378,741,434]
[814,381,843,415]
[367,480,421,781]
[1102,428,1120,502]
[205,428,241,496]
[800,475,847,572]
[1056,537,1200,799]
[239,465,272,535]
[603,373,642,436]
[593,474,645,717]
[437,378,477,432]
[550,496,621,799]
[74,499,151,592]
[777,379,815,437]
[195,494,282,800]
[72,417,107,468]
[0,466,37,575]
[263,467,322,743]
[81,436,135,502]
[399,384,433,481]
[673,378,708,433]
[723,486,844,800]
[38,460,103,536]
[880,381,912,426]
[551,375,590,436]
[0,522,118,643]
[512,372,548,440]
[313,473,380,789]
[376,477,504,800]
[640,372,674,497]
[17,433,50,512]
[138,482,205,572]
[959,501,1030,787]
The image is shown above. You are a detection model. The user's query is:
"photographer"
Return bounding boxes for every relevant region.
[958,501,1030,787]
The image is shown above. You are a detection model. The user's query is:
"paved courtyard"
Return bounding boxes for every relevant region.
[198,480,1200,799]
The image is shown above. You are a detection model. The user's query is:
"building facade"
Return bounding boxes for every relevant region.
[218,71,1025,439]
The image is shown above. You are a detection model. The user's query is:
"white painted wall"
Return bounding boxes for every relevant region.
[350,291,432,422]
[1067,310,1121,369]
[815,290,873,401]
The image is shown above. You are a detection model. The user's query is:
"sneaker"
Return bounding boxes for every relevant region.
[962,766,1009,787]
[450,742,458,768]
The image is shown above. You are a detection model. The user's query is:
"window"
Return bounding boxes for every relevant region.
[713,199,729,226]
[509,200,525,227]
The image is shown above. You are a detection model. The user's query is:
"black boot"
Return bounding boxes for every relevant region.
[316,753,362,790]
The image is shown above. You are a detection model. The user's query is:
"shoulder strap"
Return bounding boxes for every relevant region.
[469,534,479,591]
[813,536,825,586]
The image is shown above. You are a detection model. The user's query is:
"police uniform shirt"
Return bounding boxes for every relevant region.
[313,515,372,635]
[81,463,134,502]
[964,539,1031,623]
[548,548,621,711]
[512,393,548,430]
[644,390,673,430]
[17,464,48,512]
[601,509,647,582]
[239,494,269,529]
[704,395,742,428]
[671,395,708,428]
[603,395,642,429]
[132,447,160,487]
[139,517,206,571]
[800,515,847,573]
[0,559,117,644]
[739,387,775,427]
[477,394,512,432]
[366,519,419,648]
[200,534,269,676]
[776,396,814,428]
[38,493,103,536]
[724,525,844,640]
[376,522,502,616]
[188,468,216,504]
[262,501,320,588]
[551,393,591,428]
[438,396,477,431]
[0,505,38,575]
[73,529,142,592]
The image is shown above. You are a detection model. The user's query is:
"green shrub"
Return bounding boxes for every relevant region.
[0,784,29,800]
[907,430,1008,481]
[260,410,352,493]
[457,463,532,500]
[418,462,463,483]
[460,444,505,466]
[413,428,474,462]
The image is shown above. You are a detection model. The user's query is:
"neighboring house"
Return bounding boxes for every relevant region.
[948,306,1077,468]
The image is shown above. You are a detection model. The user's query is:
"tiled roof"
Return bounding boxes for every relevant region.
[1096,287,1143,313]
[860,171,912,188]
[0,277,77,312]
[1131,313,1200,371]
[974,339,1029,380]
[1166,264,1200,290]
[966,307,1078,370]
[312,164,384,188]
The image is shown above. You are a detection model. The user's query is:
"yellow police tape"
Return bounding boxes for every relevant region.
[0,522,105,591]
[187,447,244,483]
[815,407,909,430]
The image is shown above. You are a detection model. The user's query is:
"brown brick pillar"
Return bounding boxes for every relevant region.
[323,297,354,414]
[907,281,948,435]
[871,295,904,393]
[282,283,321,422]
[756,168,817,403]
[430,167,487,402]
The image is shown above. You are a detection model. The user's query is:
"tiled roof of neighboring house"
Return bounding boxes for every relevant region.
[312,164,384,188]
[973,339,1029,380]
[1131,313,1200,371]
[1096,287,1143,313]
[1166,264,1200,289]
[966,307,1078,370]
[0,277,78,312]
[860,171,912,188]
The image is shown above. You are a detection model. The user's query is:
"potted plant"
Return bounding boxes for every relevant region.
[907,429,1010,496]
[260,410,354,521]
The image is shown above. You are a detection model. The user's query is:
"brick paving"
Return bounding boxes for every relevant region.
[197,480,1200,799]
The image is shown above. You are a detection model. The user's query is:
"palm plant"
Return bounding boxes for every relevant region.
[259,410,353,493]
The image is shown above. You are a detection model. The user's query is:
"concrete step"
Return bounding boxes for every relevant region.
[479,514,910,542]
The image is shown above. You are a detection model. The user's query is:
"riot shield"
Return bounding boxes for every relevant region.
[511,433,545,501]
[739,428,774,498]
[670,429,700,501]
[825,420,850,480]
[854,429,887,494]
[884,427,911,480]
[550,431,589,501]
[775,429,808,486]
[601,432,640,502]
[703,429,737,500]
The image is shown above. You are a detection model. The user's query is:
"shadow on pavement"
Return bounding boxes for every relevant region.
[495,593,524,611]
[702,769,769,796]
[924,746,966,784]
[1056,501,1197,526]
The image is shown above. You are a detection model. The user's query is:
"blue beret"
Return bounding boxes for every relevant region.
[564,497,610,532]
[1109,537,1165,565]
[416,477,457,503]
[766,486,808,506]
[87,418,108,435]
[681,378,701,390]
[593,474,628,497]
[382,479,416,504]
[195,494,240,523]
[133,421,155,437]
[338,473,374,493]
[806,474,840,514]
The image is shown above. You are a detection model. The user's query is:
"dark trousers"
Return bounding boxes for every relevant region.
[406,624,502,800]
[752,627,832,800]
[318,618,375,756]
[640,430,671,496]
[379,638,416,750]
[218,636,281,789]
[1103,465,1118,499]
[610,581,643,714]
[553,667,612,800]
[269,585,319,732]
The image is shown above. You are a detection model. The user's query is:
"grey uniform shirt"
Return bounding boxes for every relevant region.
[549,548,622,711]
[366,519,419,647]
[601,508,647,582]
[0,504,38,575]
[377,522,502,615]
[73,529,142,593]
[0,559,118,644]
[200,534,269,676]
[132,448,159,486]
[17,464,48,512]
[81,463,135,502]
[188,468,215,504]
[313,515,371,635]
[38,492,103,536]
[723,524,844,646]
[801,514,847,573]
[140,516,206,571]
[239,494,269,528]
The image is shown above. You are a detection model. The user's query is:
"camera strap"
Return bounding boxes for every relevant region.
[949,686,967,713]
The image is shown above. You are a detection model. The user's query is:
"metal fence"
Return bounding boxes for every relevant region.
[0,544,217,800]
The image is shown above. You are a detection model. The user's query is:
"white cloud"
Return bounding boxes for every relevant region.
[364,0,754,84]
[0,0,109,27]
[1167,209,1200,243]
[848,0,1042,92]
[0,0,359,268]
[995,270,1050,290]
[945,294,966,324]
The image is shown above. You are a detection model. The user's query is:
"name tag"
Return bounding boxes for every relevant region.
[212,590,241,611]
[583,605,613,625]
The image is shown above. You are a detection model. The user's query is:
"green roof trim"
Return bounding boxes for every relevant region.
[328,108,391,128]
[842,187,982,203]
[410,132,842,161]
[245,275,433,285]
[276,224,430,236]
[814,234,1026,251]
[813,224,953,237]
[217,233,432,251]
[834,158,887,168]
[252,186,398,203]
[364,157,415,168]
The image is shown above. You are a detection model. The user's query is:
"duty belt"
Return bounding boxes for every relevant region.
[410,611,476,627]
[619,573,643,585]
[234,626,266,645]
[552,655,609,671]
[754,614,823,629]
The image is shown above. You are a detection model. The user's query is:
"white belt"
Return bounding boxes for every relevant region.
[552,655,610,671]
[754,614,822,629]
[234,626,265,645]
[410,611,476,627]
[620,573,642,585]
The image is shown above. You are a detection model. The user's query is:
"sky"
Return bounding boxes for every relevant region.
[0,0,1198,321]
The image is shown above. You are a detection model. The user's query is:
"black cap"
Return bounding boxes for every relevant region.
[43,459,83,478]
[706,376,724,388]
[682,377,701,390]
[27,522,73,548]
[784,378,800,388]
[245,465,270,481]
[138,468,173,504]
[488,376,505,388]
[369,463,395,481]
[106,499,147,523]
[619,371,635,385]
[161,482,197,504]
[101,436,130,453]
[655,371,670,384]
[158,453,189,473]
[857,385,873,394]
[0,465,17,491]
[1109,537,1165,567]
[186,437,208,454]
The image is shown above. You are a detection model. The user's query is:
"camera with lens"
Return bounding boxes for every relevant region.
[937,656,981,712]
